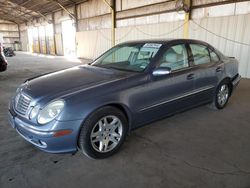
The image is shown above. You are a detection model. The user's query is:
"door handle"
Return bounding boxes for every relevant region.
[187,73,195,80]
[216,66,223,72]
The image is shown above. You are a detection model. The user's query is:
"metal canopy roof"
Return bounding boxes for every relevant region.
[0,0,87,24]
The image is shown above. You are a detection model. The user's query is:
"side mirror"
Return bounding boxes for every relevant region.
[152,67,171,76]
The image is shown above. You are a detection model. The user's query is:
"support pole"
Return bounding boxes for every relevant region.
[52,13,57,55]
[111,0,116,47]
[17,24,21,51]
[183,0,191,39]
[103,0,116,47]
[74,4,79,32]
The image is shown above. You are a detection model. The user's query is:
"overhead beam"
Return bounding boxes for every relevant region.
[0,1,40,23]
[52,0,76,20]
[15,10,34,18]
[1,0,87,24]
[0,16,19,24]
[103,0,112,8]
[0,10,30,22]
[37,11,52,24]
[192,0,250,9]
[20,0,34,6]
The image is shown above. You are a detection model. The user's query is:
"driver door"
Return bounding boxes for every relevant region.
[134,43,196,125]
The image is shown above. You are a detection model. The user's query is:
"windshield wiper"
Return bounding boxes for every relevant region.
[93,65,135,72]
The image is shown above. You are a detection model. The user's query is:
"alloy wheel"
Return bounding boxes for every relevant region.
[217,84,229,107]
[90,115,123,153]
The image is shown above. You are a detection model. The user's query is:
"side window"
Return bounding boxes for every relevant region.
[190,44,210,65]
[159,44,189,71]
[209,49,220,62]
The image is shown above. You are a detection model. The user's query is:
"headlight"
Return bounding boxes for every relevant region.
[29,105,40,119]
[37,100,65,125]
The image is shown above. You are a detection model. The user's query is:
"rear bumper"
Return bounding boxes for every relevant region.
[232,74,241,89]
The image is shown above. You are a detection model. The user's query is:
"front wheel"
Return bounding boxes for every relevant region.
[78,106,128,159]
[209,82,231,110]
[0,64,7,72]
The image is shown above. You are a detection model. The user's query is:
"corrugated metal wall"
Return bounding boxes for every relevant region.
[76,21,184,59]
[76,13,250,78]
[0,20,19,48]
[189,14,250,78]
[20,31,28,51]
[17,0,250,78]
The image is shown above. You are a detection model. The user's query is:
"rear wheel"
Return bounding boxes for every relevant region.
[209,81,231,110]
[78,106,128,159]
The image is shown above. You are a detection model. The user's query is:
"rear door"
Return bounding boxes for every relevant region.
[188,42,222,104]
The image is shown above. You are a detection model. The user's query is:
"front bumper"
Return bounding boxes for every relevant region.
[8,107,83,153]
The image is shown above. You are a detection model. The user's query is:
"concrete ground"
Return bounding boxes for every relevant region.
[1,52,250,188]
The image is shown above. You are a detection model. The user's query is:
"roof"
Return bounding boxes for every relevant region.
[0,0,87,24]
[119,39,210,45]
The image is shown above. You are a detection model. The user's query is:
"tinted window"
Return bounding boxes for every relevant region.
[93,43,162,72]
[190,44,210,65]
[159,44,189,71]
[209,49,220,62]
[101,46,136,64]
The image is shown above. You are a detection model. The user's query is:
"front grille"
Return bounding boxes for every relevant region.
[15,93,31,115]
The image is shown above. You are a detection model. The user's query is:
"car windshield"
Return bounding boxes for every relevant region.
[92,43,163,72]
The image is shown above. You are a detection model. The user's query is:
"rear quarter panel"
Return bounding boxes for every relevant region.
[223,57,239,79]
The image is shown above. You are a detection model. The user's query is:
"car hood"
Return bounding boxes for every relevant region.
[20,65,134,101]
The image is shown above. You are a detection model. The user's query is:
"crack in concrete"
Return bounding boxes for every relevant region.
[133,133,250,176]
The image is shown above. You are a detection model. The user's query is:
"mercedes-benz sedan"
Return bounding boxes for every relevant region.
[9,39,241,159]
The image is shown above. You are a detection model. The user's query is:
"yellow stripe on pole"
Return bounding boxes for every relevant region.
[183,0,191,39]
[184,13,189,39]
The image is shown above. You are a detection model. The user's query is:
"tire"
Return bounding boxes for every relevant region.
[209,81,231,110]
[0,64,7,72]
[78,106,128,159]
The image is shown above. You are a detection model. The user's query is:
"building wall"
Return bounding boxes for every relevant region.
[75,1,250,78]
[17,0,250,78]
[76,21,184,59]
[19,23,28,51]
[189,14,250,78]
[0,19,20,49]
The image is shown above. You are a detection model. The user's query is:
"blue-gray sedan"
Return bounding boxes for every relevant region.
[9,39,241,159]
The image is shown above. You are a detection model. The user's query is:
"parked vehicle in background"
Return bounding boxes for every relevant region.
[9,39,241,159]
[3,47,15,57]
[0,43,7,72]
